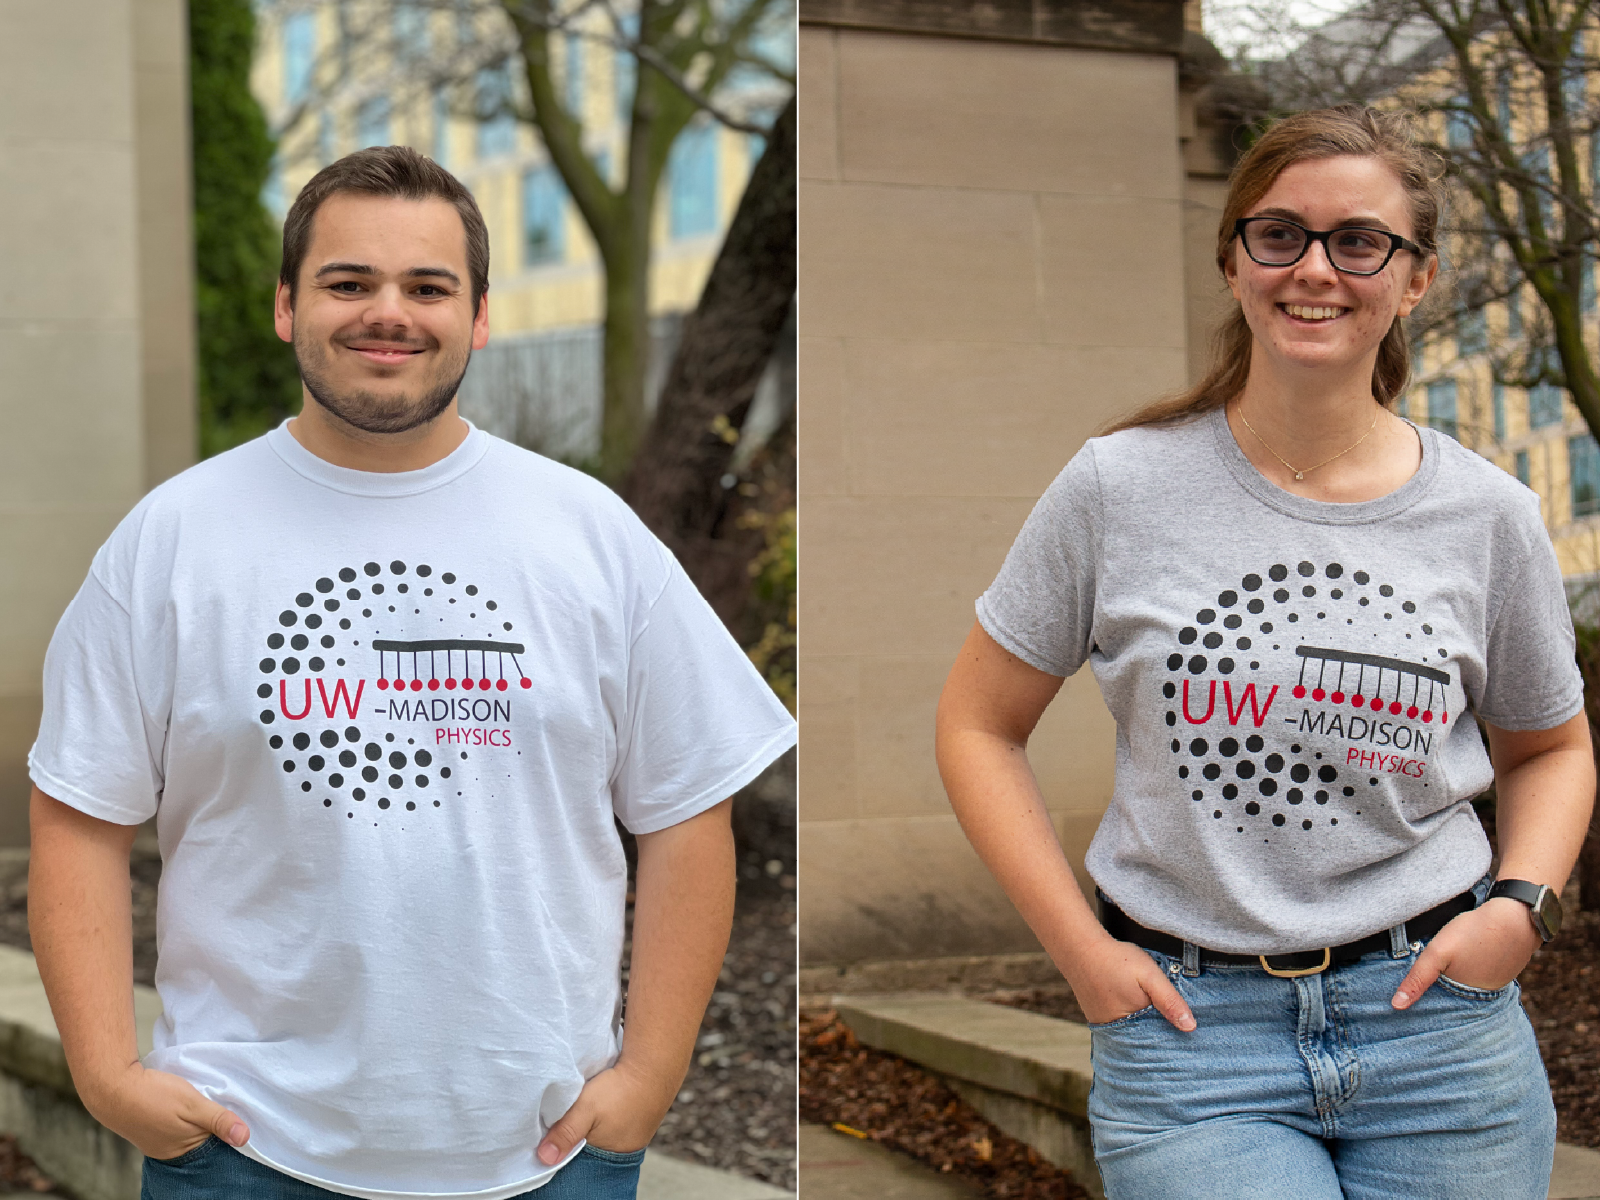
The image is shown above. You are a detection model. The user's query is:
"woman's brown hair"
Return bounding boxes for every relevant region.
[1102,104,1445,435]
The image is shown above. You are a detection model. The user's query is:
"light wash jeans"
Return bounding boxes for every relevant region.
[1088,874,1556,1200]
[141,1139,646,1200]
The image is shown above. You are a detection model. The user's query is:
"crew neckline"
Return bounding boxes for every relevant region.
[267,419,491,497]
[1209,405,1438,525]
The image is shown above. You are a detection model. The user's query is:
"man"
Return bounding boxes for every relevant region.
[27,146,795,1198]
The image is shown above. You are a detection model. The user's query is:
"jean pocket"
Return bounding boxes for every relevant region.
[1087,1003,1158,1030]
[147,1136,222,1168]
[579,1144,647,1166]
[1435,974,1516,1002]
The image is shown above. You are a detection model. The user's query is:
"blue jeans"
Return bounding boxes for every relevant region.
[1088,875,1556,1200]
[142,1138,645,1199]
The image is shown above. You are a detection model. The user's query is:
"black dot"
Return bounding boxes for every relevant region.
[486,600,498,611]
[466,585,478,596]
[1302,819,1313,830]
[362,766,378,782]
[1264,753,1284,772]
[1218,658,1235,674]
[365,743,382,761]
[1237,760,1256,778]
[339,750,357,767]
[296,592,313,607]
[415,775,429,788]
[1343,786,1355,796]
[1288,614,1299,623]
[301,782,311,792]
[1272,813,1286,826]
[290,634,308,651]
[1259,778,1278,796]
[1218,590,1238,607]
[1197,608,1216,624]
[386,733,395,742]
[345,726,360,742]
[1224,614,1242,629]
[1287,788,1303,803]
[1359,597,1369,607]
[347,589,361,602]
[389,751,407,769]
[372,583,384,595]
[283,760,296,773]
[260,658,276,674]
[1269,564,1288,581]
[1297,561,1315,577]
[1318,765,1338,782]
[1273,589,1289,603]
[309,657,325,672]
[1162,682,1176,699]
[388,774,403,789]
[1245,801,1261,815]
[441,767,451,778]
[339,567,357,583]
[1167,654,1183,670]
[291,732,308,751]
[1222,784,1238,799]
[1179,627,1198,645]
[282,657,300,674]
[1215,810,1223,818]
[269,734,283,749]
[1315,790,1329,803]
[279,610,297,627]
[1402,601,1416,614]
[1178,765,1189,778]
[266,632,285,650]
[504,623,513,631]
[434,801,441,807]
[1243,574,1262,591]
[1236,637,1252,650]
[309,755,325,771]
[443,572,456,584]
[1203,632,1223,649]
[1379,584,1394,597]
[1260,622,1273,633]
[1188,655,1207,674]
[329,773,344,787]
[1245,735,1263,752]
[398,584,409,594]
[415,749,433,766]
[1203,763,1222,780]
[341,618,352,629]
[261,708,275,725]
[324,799,333,807]
[1422,624,1433,635]
[1172,739,1181,752]
[1370,777,1379,785]
[1219,738,1239,756]
[1291,763,1310,782]
[1290,744,1301,752]
[324,599,339,612]
[316,577,335,594]
[1250,661,1259,669]
[461,752,468,759]
[362,562,380,577]
[1192,789,1204,801]
[378,798,391,809]
[1247,598,1264,614]
[1165,711,1176,726]
[1190,739,1208,756]
[1302,585,1316,598]
[306,615,321,628]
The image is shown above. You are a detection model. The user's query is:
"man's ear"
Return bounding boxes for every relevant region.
[472,287,490,351]
[273,280,295,344]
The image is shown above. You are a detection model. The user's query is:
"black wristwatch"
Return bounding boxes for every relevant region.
[1487,879,1563,943]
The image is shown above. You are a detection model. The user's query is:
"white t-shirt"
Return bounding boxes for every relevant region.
[28,422,797,1198]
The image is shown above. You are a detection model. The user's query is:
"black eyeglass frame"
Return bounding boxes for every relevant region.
[1232,217,1425,276]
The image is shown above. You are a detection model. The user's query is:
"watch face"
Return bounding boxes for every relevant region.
[1536,887,1563,940]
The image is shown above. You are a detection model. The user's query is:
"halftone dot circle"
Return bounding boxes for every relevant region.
[268,735,283,750]
[1188,655,1207,674]
[1218,590,1238,607]
[1318,765,1338,783]
[440,767,451,778]
[1260,778,1278,796]
[434,800,441,807]
[279,611,297,627]
[1243,573,1263,591]
[1422,623,1434,635]
[289,733,307,751]
[321,635,335,648]
[1265,753,1284,772]
[1167,654,1184,671]
[1245,735,1264,752]
[1331,690,1345,703]
[1273,813,1286,827]
[1273,589,1289,603]
[416,751,433,769]
[1343,786,1355,796]
[398,584,409,594]
[505,623,515,632]
[1302,819,1313,829]
[1288,614,1300,623]
[389,561,407,575]
[1247,598,1264,614]
[1251,661,1260,669]
[1349,692,1363,706]
[1269,564,1288,582]
[339,568,357,583]
[279,657,302,675]
[1237,760,1256,779]
[316,577,334,594]
[389,751,407,769]
[1326,563,1343,578]
[1330,589,1343,600]
[415,775,429,788]
[1197,608,1216,624]
[1171,739,1181,753]
[1179,627,1197,645]
[295,593,313,607]
[1422,710,1433,722]
[1222,783,1238,799]
[1219,738,1239,757]
[372,584,385,595]
[364,742,382,761]
[346,589,361,601]
[363,563,381,577]
[306,614,322,628]
[267,632,284,650]
[309,755,325,771]
[339,750,357,767]
[1224,615,1242,630]
[260,710,275,724]
[494,679,507,691]
[1178,765,1190,779]
[259,658,275,674]
[1302,585,1316,598]
[324,799,333,807]
[340,618,352,629]
[317,730,337,749]
[362,766,378,782]
[1437,648,1448,659]
[1297,561,1315,577]
[445,678,457,690]
[1287,788,1303,803]
[1379,584,1394,597]
[1290,764,1311,783]
[442,572,456,583]
[1315,790,1329,803]
[1202,763,1221,780]
[1368,697,1384,711]
[329,774,344,788]
[1189,738,1208,756]
[345,726,360,742]
[1260,622,1273,633]
[1192,789,1203,801]
[460,751,468,759]
[283,760,295,773]
[388,774,403,789]
[1219,658,1235,674]
[378,798,391,809]
[1370,777,1379,785]
[1402,600,1417,614]
[309,657,325,672]
[1165,712,1177,727]
[1163,682,1177,699]
[418,565,433,577]
[291,634,308,650]
[1245,801,1261,815]
[1203,632,1222,649]
[324,599,339,612]
[466,585,479,596]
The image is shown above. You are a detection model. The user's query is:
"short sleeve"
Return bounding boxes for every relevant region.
[28,569,165,824]
[609,561,797,835]
[1476,530,1585,731]
[975,444,1103,677]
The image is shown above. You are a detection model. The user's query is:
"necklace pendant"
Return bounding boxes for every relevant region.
[1294,471,1304,481]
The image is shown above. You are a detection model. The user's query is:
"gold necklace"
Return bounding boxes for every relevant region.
[1237,403,1381,482]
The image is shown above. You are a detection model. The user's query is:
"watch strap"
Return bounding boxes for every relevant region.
[1487,879,1544,908]
[1488,878,1558,942]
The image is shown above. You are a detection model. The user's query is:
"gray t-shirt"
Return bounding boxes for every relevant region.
[978,407,1583,954]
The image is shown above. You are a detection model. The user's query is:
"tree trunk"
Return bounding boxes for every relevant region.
[599,224,652,482]
[621,94,797,625]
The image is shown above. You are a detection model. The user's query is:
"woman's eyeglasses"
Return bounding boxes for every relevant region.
[1233,217,1424,276]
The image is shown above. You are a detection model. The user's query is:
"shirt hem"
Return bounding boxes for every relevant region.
[621,723,797,836]
[1474,694,1586,732]
[25,758,152,826]
[233,1139,575,1199]
[974,602,1070,678]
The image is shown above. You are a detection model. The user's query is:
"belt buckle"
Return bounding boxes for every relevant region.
[1258,947,1331,978]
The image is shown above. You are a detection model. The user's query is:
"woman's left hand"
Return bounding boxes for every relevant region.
[1391,897,1543,1007]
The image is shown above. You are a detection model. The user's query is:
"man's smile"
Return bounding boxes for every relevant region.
[344,342,427,364]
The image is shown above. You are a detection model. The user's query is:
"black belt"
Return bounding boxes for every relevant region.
[1096,887,1479,978]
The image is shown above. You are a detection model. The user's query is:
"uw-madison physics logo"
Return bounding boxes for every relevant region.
[254,560,529,822]
[1161,559,1454,846]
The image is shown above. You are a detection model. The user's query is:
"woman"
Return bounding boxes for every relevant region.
[934,105,1594,1199]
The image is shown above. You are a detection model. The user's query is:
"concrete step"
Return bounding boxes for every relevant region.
[0,943,788,1199]
[833,991,1600,1200]
[798,1124,979,1199]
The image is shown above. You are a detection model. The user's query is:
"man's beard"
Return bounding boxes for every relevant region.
[294,328,471,435]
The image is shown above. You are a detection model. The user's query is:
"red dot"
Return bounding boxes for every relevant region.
[410,679,423,692]
[428,679,440,691]
[496,679,508,691]
[1331,691,1345,703]
[1369,697,1383,711]
[1351,694,1365,707]
[460,678,474,689]
[1312,688,1326,701]
[1422,710,1433,723]
[1389,702,1402,715]
[445,678,457,690]
[479,679,491,690]
[1293,685,1307,698]
[520,678,532,689]
[1440,711,1449,725]
[377,679,389,690]
[1407,705,1419,719]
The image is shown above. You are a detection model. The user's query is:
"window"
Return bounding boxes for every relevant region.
[1493,383,1506,440]
[476,63,517,158]
[1568,32,1588,116]
[1445,100,1473,149]
[432,88,450,166]
[669,122,718,239]
[357,96,390,149]
[1516,449,1531,486]
[615,12,638,119]
[284,10,316,107]
[1426,380,1459,440]
[1573,434,1600,517]
[523,165,566,266]
[1457,305,1486,356]
[1528,145,1556,232]
[395,2,429,60]
[565,32,584,115]
[1529,381,1565,428]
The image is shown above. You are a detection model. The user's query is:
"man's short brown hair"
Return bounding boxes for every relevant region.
[280,146,490,316]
